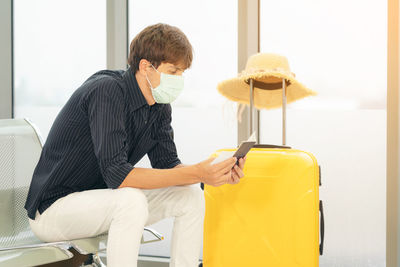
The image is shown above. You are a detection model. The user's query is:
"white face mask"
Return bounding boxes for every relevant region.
[145,64,184,104]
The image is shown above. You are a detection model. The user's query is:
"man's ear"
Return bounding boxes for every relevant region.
[138,59,150,76]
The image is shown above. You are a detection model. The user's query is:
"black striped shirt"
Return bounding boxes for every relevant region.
[24,66,181,220]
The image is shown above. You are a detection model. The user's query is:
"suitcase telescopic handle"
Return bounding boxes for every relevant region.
[319,200,325,255]
[249,78,288,146]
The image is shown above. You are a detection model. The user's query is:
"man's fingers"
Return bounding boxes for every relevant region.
[218,160,237,176]
[224,171,232,182]
[234,166,244,179]
[226,175,234,184]
[213,156,236,168]
[214,157,237,174]
[239,157,246,169]
[231,169,240,183]
[233,164,244,178]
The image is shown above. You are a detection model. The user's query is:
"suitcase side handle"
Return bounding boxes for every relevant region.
[319,200,325,255]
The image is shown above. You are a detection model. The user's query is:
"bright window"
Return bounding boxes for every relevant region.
[13,0,107,140]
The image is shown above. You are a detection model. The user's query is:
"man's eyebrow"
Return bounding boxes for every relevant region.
[169,65,184,71]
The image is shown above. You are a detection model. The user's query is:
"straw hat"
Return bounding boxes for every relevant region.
[217,53,317,109]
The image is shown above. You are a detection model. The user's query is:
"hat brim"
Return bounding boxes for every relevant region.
[217,71,317,110]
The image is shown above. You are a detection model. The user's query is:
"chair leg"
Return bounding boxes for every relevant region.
[37,247,91,267]
[91,253,106,267]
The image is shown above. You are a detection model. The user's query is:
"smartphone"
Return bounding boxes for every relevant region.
[232,141,256,165]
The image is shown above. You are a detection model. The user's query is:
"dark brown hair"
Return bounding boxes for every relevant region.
[128,23,193,73]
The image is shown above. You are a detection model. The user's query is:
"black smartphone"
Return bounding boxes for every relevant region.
[232,141,256,166]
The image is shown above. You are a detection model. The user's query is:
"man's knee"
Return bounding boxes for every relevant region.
[181,185,205,216]
[113,187,149,220]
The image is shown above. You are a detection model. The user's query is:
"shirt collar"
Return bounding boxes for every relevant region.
[123,66,149,111]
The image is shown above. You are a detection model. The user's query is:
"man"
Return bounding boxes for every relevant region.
[24,23,246,267]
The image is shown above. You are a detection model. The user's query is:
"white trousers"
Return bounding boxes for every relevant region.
[28,184,205,267]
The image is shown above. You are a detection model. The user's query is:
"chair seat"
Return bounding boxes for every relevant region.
[0,227,163,266]
[68,227,164,255]
[0,245,73,267]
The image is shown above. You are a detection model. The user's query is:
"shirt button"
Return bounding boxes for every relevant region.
[145,120,147,124]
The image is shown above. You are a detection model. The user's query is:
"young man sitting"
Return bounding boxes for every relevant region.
[24,23,246,267]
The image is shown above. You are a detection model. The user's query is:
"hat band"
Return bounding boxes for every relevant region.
[244,78,292,90]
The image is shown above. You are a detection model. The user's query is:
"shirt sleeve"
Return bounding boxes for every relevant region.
[86,78,134,189]
[148,104,182,169]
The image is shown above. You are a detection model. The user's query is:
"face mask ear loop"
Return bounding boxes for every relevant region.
[145,62,159,90]
[145,72,153,90]
[150,64,160,73]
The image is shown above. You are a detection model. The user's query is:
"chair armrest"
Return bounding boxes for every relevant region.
[142,227,164,244]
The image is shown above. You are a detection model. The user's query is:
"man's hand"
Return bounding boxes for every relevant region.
[227,156,246,184]
[195,157,237,187]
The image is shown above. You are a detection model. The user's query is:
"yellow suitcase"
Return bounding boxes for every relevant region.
[202,77,324,266]
[202,146,323,267]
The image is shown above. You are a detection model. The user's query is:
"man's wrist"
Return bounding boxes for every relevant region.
[173,163,202,184]
[190,164,203,183]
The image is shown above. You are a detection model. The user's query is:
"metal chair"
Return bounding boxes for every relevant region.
[0,118,163,267]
